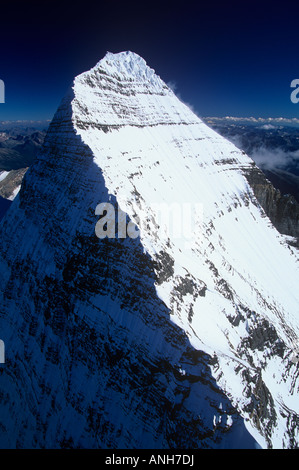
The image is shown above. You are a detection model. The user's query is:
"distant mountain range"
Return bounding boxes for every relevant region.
[0,127,46,170]
[202,117,299,202]
[0,127,46,203]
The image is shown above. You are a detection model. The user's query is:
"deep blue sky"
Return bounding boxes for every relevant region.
[0,0,298,121]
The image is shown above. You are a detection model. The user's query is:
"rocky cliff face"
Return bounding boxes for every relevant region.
[245,165,299,247]
[0,167,27,201]
[0,51,298,449]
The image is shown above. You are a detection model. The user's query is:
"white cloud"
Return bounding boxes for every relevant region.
[205,116,299,128]
[250,147,299,170]
[166,80,178,93]
[166,81,200,117]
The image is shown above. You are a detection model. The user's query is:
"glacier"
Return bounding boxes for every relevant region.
[0,51,298,449]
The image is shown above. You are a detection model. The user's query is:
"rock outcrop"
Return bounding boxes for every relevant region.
[245,165,299,247]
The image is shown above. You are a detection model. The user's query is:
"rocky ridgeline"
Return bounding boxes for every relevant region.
[245,165,299,247]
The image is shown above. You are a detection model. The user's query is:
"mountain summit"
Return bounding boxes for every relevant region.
[0,51,298,449]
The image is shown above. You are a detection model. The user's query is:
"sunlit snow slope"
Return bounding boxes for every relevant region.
[0,51,298,449]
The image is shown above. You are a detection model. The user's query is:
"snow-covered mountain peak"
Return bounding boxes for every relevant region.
[77,50,169,96]
[98,51,155,81]
[69,50,203,133]
[0,52,298,449]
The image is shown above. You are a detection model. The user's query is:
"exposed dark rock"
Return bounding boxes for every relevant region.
[244,165,299,246]
[0,195,12,221]
[153,251,175,284]
[0,168,28,200]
